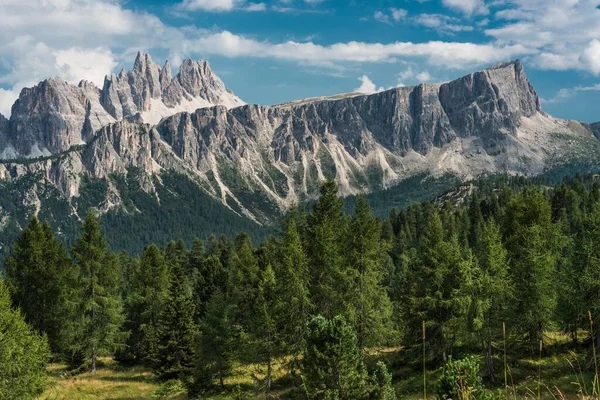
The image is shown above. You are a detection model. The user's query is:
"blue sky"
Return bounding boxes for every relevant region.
[0,0,599,122]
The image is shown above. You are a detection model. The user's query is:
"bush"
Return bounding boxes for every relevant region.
[0,281,51,399]
[436,356,491,400]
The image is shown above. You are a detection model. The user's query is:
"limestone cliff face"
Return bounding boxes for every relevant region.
[0,60,596,224]
[1,53,244,157]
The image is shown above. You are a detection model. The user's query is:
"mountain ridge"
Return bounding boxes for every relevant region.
[0,57,597,234]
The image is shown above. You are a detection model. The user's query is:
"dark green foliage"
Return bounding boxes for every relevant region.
[70,213,125,372]
[156,258,197,380]
[4,217,76,356]
[121,244,170,365]
[193,290,234,391]
[306,180,349,318]
[0,280,50,399]
[369,361,397,400]
[301,315,368,400]
[345,196,394,348]
[436,356,490,400]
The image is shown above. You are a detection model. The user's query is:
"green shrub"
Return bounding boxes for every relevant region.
[436,356,491,400]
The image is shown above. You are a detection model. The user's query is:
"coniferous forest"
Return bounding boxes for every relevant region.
[5,175,600,399]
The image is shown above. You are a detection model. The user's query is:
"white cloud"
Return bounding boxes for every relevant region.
[541,83,600,104]
[374,8,407,24]
[416,71,432,82]
[191,31,531,68]
[54,47,117,85]
[246,2,267,11]
[374,11,391,25]
[396,67,433,86]
[485,0,600,74]
[0,89,18,117]
[178,0,242,12]
[391,8,408,21]
[442,0,489,16]
[355,75,384,94]
[413,14,475,35]
[581,39,600,75]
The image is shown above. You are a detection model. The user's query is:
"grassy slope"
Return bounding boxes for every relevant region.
[39,333,599,400]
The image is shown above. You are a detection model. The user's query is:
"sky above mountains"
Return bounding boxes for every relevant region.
[0,0,598,122]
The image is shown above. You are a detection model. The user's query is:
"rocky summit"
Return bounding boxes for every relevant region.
[0,57,598,254]
[0,52,244,158]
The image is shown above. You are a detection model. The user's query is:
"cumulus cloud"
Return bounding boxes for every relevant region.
[581,39,600,75]
[396,67,433,86]
[0,89,18,117]
[541,83,600,104]
[413,14,475,35]
[441,0,489,16]
[178,0,242,12]
[190,31,531,68]
[177,0,268,12]
[485,0,600,74]
[355,75,384,94]
[374,8,407,25]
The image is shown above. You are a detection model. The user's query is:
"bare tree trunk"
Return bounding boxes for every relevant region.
[91,345,97,373]
[266,355,272,399]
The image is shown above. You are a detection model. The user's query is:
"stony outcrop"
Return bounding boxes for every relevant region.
[1,52,245,157]
[0,60,597,225]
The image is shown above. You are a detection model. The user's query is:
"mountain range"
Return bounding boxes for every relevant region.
[0,53,598,255]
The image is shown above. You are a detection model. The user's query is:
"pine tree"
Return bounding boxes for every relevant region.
[404,210,467,362]
[227,232,260,361]
[370,361,397,400]
[306,180,349,318]
[157,259,197,380]
[4,217,76,356]
[301,315,368,400]
[273,212,313,364]
[250,264,278,396]
[473,220,512,380]
[504,189,563,349]
[193,289,234,391]
[122,244,170,365]
[70,213,125,372]
[345,196,394,349]
[0,280,50,399]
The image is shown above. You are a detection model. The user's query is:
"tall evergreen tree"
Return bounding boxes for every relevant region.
[122,244,170,365]
[301,315,368,400]
[0,280,50,399]
[345,196,394,349]
[404,210,467,362]
[70,213,125,372]
[273,212,313,366]
[4,217,76,356]
[193,289,234,391]
[157,259,197,379]
[306,180,349,318]
[473,220,512,379]
[504,190,563,349]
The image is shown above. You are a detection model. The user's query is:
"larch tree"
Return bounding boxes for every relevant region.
[70,213,125,372]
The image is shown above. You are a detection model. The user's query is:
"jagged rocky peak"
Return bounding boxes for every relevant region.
[8,77,114,156]
[0,52,245,159]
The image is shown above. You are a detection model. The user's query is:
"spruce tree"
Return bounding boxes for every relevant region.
[306,180,349,318]
[193,289,234,391]
[301,315,368,400]
[70,213,125,372]
[157,259,197,380]
[370,361,397,400]
[404,210,467,362]
[0,280,50,399]
[273,212,313,365]
[4,217,76,356]
[122,244,170,365]
[345,196,394,349]
[504,189,562,349]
